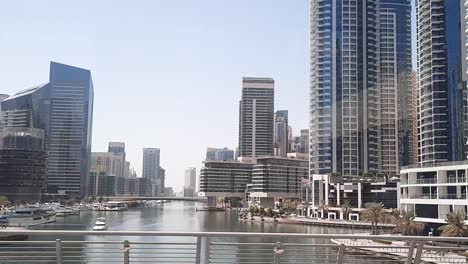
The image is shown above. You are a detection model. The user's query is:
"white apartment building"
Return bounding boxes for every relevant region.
[400,161,468,224]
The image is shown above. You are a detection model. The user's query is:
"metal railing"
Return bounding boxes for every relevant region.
[0,230,468,263]
[401,160,468,170]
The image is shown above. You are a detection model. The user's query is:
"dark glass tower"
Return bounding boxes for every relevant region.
[416,0,466,164]
[1,62,94,197]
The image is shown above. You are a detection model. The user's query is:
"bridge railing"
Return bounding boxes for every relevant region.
[0,230,467,263]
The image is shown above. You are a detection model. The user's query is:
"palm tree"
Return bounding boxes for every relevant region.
[341,200,352,221]
[318,200,329,219]
[362,202,385,235]
[0,196,11,210]
[393,210,425,236]
[438,210,468,246]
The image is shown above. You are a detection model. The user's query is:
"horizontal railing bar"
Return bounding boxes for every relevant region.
[2,230,468,242]
[211,242,275,246]
[131,247,197,250]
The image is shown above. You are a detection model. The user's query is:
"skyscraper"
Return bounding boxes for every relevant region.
[380,0,413,167]
[300,129,309,154]
[309,0,410,177]
[184,167,196,190]
[416,0,466,164]
[238,77,274,158]
[142,148,160,192]
[1,62,94,197]
[274,110,288,157]
[206,147,234,161]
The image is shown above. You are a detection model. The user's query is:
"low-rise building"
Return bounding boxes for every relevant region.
[89,172,116,197]
[400,161,468,224]
[250,157,308,207]
[305,174,399,220]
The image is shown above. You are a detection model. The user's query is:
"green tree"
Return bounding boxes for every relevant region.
[362,202,385,235]
[341,200,352,221]
[438,210,468,246]
[393,210,425,236]
[249,206,256,215]
[266,208,273,217]
[254,207,260,215]
[279,208,285,216]
[259,208,265,217]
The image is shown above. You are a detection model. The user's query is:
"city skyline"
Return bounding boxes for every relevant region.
[0,0,309,192]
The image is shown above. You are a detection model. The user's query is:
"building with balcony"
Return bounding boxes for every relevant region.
[400,161,468,224]
[250,157,308,207]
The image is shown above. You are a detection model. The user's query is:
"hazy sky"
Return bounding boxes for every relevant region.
[0,0,309,191]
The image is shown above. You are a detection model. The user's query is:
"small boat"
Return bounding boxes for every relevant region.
[92,217,107,231]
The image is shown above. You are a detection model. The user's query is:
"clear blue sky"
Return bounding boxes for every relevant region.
[0,0,309,192]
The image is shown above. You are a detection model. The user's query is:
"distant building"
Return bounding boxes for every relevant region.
[1,62,94,197]
[199,161,254,198]
[159,167,166,196]
[184,167,197,190]
[0,127,46,202]
[123,177,151,197]
[299,129,309,154]
[274,110,289,157]
[184,187,195,198]
[287,152,309,160]
[250,157,308,207]
[206,147,234,161]
[164,187,174,197]
[238,77,274,157]
[89,172,116,197]
[142,148,160,195]
[91,152,125,177]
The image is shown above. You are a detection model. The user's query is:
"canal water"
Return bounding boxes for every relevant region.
[23,202,389,263]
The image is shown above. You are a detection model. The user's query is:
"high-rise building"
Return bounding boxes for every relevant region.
[0,127,46,202]
[108,142,126,179]
[142,148,160,195]
[90,152,125,177]
[309,0,410,177]
[380,0,414,167]
[206,147,234,161]
[184,167,197,190]
[1,62,94,197]
[238,77,274,157]
[159,167,166,196]
[274,110,288,157]
[417,0,466,164]
[299,129,309,154]
[412,71,419,164]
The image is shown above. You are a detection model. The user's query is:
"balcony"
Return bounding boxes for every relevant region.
[0,230,466,263]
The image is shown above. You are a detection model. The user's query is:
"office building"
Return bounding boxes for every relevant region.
[89,172,116,197]
[164,187,174,197]
[250,157,308,207]
[273,110,288,157]
[417,0,466,164]
[238,77,274,157]
[108,142,125,155]
[91,152,125,177]
[309,0,410,177]
[142,148,160,183]
[1,62,94,197]
[400,161,468,224]
[206,147,234,161]
[185,167,196,190]
[0,127,46,202]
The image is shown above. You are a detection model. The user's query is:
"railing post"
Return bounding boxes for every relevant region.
[56,239,62,264]
[336,244,345,264]
[274,241,284,264]
[413,242,424,264]
[203,237,210,264]
[123,240,130,264]
[405,241,415,264]
[195,236,202,264]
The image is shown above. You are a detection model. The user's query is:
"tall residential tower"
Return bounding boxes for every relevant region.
[238,77,274,158]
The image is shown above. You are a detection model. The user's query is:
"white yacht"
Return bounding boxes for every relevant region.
[2,207,56,227]
[92,217,107,231]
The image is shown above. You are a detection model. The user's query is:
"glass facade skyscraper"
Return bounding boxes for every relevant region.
[416,0,466,164]
[1,62,94,197]
[309,0,411,177]
[274,110,288,157]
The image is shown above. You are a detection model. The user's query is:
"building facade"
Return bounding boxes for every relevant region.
[238,77,274,158]
[400,161,468,224]
[91,152,125,178]
[250,157,308,207]
[206,147,234,161]
[0,127,47,202]
[309,0,411,177]
[184,167,197,190]
[274,110,288,157]
[142,148,160,195]
[1,62,94,197]
[417,0,466,164]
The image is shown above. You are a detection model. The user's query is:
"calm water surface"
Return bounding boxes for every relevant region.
[24,202,388,263]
